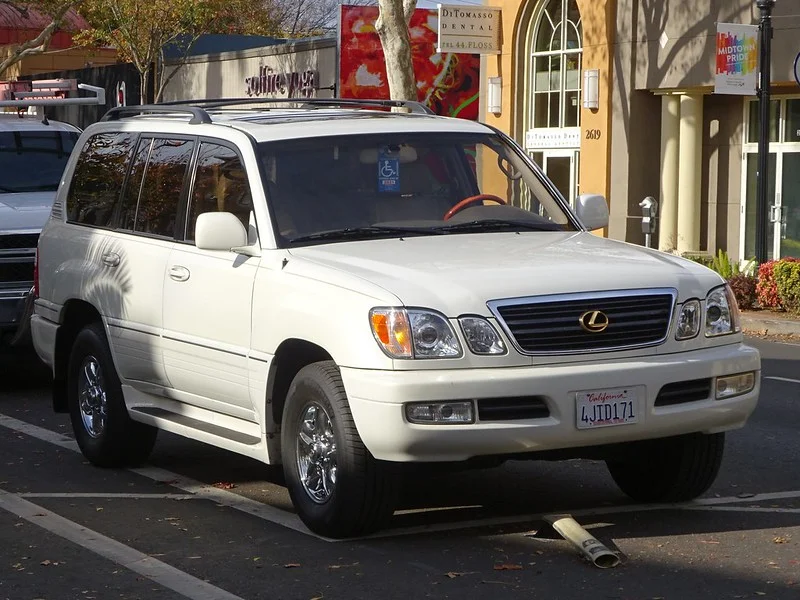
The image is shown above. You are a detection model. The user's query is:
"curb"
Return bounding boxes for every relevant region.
[740,313,800,337]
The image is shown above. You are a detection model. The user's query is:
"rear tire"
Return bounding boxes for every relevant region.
[281,361,398,538]
[606,433,724,502]
[67,322,157,467]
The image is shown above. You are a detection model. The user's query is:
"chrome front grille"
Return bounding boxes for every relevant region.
[489,289,676,355]
[0,234,38,250]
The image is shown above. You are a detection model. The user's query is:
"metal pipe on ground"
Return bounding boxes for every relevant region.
[543,514,621,569]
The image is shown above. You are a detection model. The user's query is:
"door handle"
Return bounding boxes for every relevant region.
[168,265,190,282]
[101,252,120,267]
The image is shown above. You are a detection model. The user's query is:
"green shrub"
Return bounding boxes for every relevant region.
[727,273,757,310]
[707,249,755,279]
[774,259,800,314]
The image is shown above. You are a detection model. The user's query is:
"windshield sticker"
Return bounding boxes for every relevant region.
[377,147,400,192]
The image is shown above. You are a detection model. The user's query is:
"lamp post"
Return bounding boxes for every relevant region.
[755,0,776,264]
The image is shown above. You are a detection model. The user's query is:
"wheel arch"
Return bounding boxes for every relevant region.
[53,299,104,413]
[264,338,333,463]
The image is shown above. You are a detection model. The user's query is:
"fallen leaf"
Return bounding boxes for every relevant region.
[773,536,790,544]
[40,560,51,566]
[284,563,301,568]
[445,571,476,578]
[213,482,236,490]
[493,564,523,571]
[328,562,359,570]
[95,507,103,512]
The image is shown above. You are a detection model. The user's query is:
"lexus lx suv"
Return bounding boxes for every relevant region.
[30,98,760,538]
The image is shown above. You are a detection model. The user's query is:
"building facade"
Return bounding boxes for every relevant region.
[0,6,116,79]
[161,38,336,103]
[483,0,800,260]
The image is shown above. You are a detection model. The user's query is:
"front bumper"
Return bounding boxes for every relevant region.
[341,343,761,462]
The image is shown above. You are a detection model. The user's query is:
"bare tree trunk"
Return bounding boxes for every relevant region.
[375,0,417,102]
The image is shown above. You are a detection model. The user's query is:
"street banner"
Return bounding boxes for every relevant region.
[714,23,758,96]
[338,5,480,120]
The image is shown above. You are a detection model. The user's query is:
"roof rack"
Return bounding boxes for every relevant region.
[0,79,105,108]
[101,105,213,124]
[158,97,435,115]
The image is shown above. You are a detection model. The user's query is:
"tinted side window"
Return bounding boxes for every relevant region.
[187,142,253,241]
[118,137,152,231]
[67,132,136,227]
[135,138,194,238]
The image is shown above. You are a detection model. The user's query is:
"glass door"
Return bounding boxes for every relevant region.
[530,150,578,205]
[780,153,800,258]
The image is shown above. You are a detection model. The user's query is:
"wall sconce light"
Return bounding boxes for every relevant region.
[583,69,599,110]
[487,76,502,115]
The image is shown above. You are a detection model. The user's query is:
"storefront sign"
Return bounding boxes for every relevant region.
[525,127,580,150]
[714,23,758,96]
[436,4,501,54]
[245,67,316,98]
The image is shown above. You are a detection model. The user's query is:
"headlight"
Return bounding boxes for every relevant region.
[705,284,740,337]
[370,308,462,359]
[675,299,701,340]
[459,316,506,355]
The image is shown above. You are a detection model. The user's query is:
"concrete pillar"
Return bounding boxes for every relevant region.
[659,94,680,252]
[677,94,703,254]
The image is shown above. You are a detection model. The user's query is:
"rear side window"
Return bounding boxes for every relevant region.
[67,132,136,227]
[0,130,78,194]
[118,137,152,231]
[187,142,252,241]
[134,138,194,238]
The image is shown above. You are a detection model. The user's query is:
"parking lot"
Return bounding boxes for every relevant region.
[1,337,799,600]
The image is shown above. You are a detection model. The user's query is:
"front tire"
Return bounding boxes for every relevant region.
[606,433,725,503]
[67,322,157,467]
[281,361,398,538]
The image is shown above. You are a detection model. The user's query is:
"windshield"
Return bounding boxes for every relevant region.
[258,132,578,246]
[0,129,78,193]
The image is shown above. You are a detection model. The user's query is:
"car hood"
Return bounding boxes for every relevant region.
[0,192,54,232]
[287,232,724,315]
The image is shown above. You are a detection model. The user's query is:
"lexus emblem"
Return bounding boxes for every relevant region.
[579,310,609,333]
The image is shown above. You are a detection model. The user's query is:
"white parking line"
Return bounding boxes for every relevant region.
[0,412,320,539]
[3,411,799,541]
[20,493,196,500]
[764,376,800,384]
[0,489,245,600]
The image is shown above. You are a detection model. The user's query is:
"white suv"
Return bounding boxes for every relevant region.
[31,99,760,538]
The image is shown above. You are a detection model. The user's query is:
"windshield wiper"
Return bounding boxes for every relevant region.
[287,225,443,244]
[431,219,564,233]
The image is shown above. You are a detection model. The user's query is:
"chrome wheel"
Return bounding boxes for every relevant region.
[77,355,107,438]
[296,403,337,504]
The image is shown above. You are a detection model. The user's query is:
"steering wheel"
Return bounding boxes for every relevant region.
[443,194,507,220]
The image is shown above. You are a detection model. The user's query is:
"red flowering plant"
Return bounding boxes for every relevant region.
[756,258,800,310]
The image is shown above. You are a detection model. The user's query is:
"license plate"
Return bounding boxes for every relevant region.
[576,387,639,429]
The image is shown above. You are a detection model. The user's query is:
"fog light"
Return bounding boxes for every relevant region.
[715,372,756,400]
[405,401,474,424]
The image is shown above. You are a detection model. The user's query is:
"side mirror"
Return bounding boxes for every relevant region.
[575,194,609,231]
[195,212,247,251]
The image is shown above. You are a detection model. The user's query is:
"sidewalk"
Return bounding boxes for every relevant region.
[740,310,800,338]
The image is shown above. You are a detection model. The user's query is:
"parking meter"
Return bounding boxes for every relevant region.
[639,196,658,248]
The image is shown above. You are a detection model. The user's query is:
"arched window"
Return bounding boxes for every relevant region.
[527,0,583,130]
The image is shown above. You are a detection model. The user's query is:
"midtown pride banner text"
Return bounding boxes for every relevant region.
[715,22,758,96]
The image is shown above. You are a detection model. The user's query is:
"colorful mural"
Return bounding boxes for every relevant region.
[338,5,480,120]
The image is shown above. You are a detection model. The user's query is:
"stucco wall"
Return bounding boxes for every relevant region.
[617,0,800,91]
[161,39,337,102]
